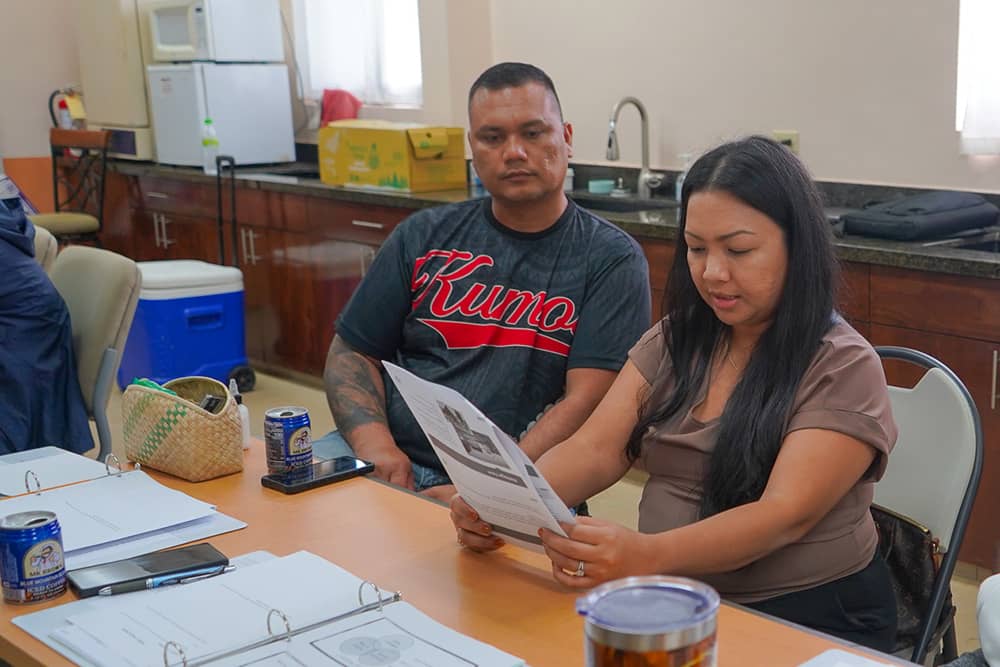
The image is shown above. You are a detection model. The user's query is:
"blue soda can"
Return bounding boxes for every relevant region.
[264,406,312,474]
[0,511,67,603]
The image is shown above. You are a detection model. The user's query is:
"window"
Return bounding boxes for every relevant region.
[296,0,423,107]
[955,0,1000,154]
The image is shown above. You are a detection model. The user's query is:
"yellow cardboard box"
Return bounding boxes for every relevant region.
[318,120,467,193]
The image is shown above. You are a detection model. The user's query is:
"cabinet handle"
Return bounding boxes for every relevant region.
[992,349,998,411]
[248,230,261,265]
[351,220,384,230]
[160,215,176,247]
[147,192,169,199]
[152,213,161,248]
[239,228,248,264]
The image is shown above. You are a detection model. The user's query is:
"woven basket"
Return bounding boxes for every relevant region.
[122,376,244,482]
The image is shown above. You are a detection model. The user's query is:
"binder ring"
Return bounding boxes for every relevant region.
[266,608,292,642]
[357,580,385,611]
[23,470,40,495]
[104,453,122,476]
[162,640,188,666]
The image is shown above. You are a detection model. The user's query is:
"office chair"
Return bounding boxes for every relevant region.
[32,224,59,273]
[29,128,111,247]
[874,346,984,666]
[50,246,141,461]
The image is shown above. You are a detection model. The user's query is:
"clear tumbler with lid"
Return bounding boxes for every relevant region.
[576,575,720,667]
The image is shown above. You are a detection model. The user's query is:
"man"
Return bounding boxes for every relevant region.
[0,192,93,455]
[316,62,651,501]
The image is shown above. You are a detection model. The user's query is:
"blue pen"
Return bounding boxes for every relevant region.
[97,564,235,596]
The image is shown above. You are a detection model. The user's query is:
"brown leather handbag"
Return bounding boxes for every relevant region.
[872,504,954,654]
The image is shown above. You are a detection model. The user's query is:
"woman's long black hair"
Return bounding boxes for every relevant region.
[625,136,838,518]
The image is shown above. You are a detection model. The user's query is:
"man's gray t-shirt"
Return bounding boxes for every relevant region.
[335,197,651,472]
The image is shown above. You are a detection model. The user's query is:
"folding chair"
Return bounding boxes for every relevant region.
[874,346,984,665]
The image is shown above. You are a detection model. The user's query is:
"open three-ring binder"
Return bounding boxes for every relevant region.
[0,450,246,571]
[15,551,525,667]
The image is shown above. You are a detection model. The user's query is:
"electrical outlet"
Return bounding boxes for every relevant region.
[773,130,800,154]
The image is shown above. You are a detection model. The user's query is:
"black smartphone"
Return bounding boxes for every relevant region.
[260,456,375,494]
[66,543,229,598]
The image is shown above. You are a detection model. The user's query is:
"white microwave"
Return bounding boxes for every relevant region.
[148,0,284,63]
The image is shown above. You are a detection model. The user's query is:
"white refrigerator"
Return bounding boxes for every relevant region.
[147,63,295,166]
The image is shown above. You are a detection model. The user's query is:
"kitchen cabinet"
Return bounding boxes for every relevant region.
[638,237,675,323]
[130,176,220,262]
[236,225,320,374]
[129,210,219,262]
[222,191,409,376]
[839,261,870,337]
[302,197,410,374]
[100,172,139,259]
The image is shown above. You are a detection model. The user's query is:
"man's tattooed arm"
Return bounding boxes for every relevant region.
[323,336,414,488]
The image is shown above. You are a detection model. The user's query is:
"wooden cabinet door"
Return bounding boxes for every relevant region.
[838,261,870,336]
[638,238,675,323]
[158,213,221,263]
[129,210,169,262]
[99,172,137,258]
[309,236,380,373]
[869,323,1000,569]
[302,196,411,241]
[237,226,319,374]
[236,223,277,366]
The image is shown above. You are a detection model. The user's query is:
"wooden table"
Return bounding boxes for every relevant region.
[0,443,909,666]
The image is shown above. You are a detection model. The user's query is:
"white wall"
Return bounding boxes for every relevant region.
[0,0,81,159]
[488,0,1000,192]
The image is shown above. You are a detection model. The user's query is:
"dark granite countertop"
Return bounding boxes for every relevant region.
[112,161,1000,280]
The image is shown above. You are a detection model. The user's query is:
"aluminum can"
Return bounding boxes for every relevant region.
[264,406,313,473]
[577,576,719,667]
[0,511,67,603]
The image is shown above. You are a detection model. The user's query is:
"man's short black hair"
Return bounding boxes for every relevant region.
[467,62,563,120]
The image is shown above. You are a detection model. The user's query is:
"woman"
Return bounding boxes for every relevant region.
[450,136,899,651]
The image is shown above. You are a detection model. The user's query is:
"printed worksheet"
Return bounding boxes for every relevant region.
[383,362,574,551]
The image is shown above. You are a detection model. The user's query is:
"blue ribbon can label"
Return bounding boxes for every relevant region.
[0,511,67,603]
[265,406,313,474]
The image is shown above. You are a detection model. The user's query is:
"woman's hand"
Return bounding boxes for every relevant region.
[449,495,504,552]
[540,518,656,588]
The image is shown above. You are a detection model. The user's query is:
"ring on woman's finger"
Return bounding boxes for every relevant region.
[574,560,585,577]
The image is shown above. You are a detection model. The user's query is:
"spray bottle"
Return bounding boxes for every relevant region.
[229,379,250,450]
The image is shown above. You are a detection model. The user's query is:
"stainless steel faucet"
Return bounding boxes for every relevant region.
[606,97,664,199]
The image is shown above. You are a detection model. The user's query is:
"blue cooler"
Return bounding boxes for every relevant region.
[117,260,254,390]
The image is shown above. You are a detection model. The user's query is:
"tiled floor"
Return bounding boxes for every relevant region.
[100,372,986,658]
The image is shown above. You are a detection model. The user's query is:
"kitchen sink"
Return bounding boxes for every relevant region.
[570,193,676,213]
[921,229,1000,254]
